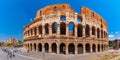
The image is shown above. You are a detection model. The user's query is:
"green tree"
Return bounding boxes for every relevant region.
[109,40,115,47]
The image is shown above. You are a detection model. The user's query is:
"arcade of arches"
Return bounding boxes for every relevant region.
[23,4,108,55]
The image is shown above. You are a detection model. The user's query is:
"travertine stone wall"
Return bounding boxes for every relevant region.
[23,4,108,55]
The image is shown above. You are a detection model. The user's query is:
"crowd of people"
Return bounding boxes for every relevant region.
[1,48,21,60]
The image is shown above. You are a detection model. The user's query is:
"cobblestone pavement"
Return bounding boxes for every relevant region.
[16,48,117,60]
[0,48,118,60]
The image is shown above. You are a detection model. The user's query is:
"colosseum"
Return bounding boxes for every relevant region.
[23,4,108,55]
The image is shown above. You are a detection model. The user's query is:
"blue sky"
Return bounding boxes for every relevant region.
[0,0,120,40]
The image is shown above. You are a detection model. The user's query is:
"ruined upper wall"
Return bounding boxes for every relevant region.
[81,6,108,29]
[35,4,75,19]
[24,4,108,31]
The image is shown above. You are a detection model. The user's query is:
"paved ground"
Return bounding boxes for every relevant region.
[16,48,116,60]
[0,49,40,60]
[0,47,119,60]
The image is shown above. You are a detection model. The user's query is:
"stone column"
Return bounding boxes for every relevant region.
[75,44,77,54]
[57,44,60,54]
[96,44,98,52]
[83,44,86,54]
[42,25,45,37]
[57,24,60,37]
[49,44,51,53]
[36,27,39,36]
[49,25,52,36]
[99,29,101,39]
[32,28,35,36]
[83,25,86,37]
[32,44,34,51]
[66,44,68,55]
[90,26,92,37]
[66,25,69,36]
[75,25,77,38]
[36,44,38,52]
[90,44,92,53]
[42,43,45,53]
[95,29,97,38]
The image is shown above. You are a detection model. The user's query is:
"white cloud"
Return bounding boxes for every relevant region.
[115,32,118,34]
[30,19,33,21]
[109,35,114,38]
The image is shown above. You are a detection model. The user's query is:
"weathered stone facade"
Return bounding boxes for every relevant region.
[23,4,108,55]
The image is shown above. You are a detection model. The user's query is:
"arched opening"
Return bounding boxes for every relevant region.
[77,17,82,22]
[44,43,49,53]
[101,30,103,38]
[52,43,57,53]
[34,27,37,36]
[39,25,42,35]
[60,22,66,35]
[54,6,57,11]
[40,11,42,16]
[86,43,90,53]
[92,26,96,36]
[60,15,66,21]
[31,29,33,36]
[30,43,32,51]
[92,44,96,52]
[44,23,49,34]
[85,24,90,37]
[34,43,36,51]
[68,22,75,36]
[77,43,83,54]
[97,28,100,38]
[77,24,83,37]
[104,31,106,38]
[98,44,100,52]
[52,22,58,34]
[101,44,104,51]
[28,44,29,50]
[60,43,66,54]
[68,43,75,54]
[38,43,42,52]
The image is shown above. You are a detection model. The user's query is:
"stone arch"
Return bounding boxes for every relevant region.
[28,30,30,37]
[77,43,83,54]
[98,44,100,52]
[39,25,42,34]
[52,43,57,53]
[30,43,32,51]
[60,15,66,21]
[77,24,83,37]
[86,43,90,53]
[52,22,58,34]
[92,26,96,36]
[44,23,49,34]
[101,44,104,51]
[34,43,36,51]
[85,24,90,37]
[68,43,75,54]
[101,30,103,38]
[97,28,100,38]
[68,22,75,36]
[44,43,49,53]
[92,44,96,52]
[38,43,42,52]
[60,43,66,54]
[60,22,66,35]
[77,15,82,22]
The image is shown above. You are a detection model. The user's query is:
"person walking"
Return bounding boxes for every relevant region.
[7,52,12,60]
